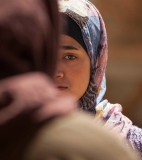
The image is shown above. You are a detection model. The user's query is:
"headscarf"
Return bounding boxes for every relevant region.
[59,0,108,111]
[62,15,88,53]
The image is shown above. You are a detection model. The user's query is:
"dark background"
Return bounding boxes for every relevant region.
[90,0,142,127]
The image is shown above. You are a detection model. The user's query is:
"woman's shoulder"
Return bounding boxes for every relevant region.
[95,101,132,137]
[95,100,142,156]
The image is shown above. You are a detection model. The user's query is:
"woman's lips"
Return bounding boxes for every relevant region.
[57,86,68,91]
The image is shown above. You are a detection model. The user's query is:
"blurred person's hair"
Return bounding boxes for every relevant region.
[0,0,60,159]
[0,0,60,78]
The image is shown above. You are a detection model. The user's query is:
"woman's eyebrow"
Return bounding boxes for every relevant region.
[60,45,79,50]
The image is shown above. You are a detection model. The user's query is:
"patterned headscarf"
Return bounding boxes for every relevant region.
[59,0,108,111]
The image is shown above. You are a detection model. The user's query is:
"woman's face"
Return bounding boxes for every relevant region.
[54,34,90,101]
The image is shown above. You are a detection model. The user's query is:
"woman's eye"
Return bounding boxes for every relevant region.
[64,55,77,60]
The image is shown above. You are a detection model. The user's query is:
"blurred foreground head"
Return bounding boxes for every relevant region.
[0,0,59,78]
[0,0,62,159]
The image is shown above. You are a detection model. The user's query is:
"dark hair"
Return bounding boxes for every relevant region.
[0,0,60,159]
[0,0,60,78]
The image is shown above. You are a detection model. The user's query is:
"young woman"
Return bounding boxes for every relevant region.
[54,0,142,156]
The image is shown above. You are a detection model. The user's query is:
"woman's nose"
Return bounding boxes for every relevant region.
[54,70,64,79]
[54,61,64,79]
